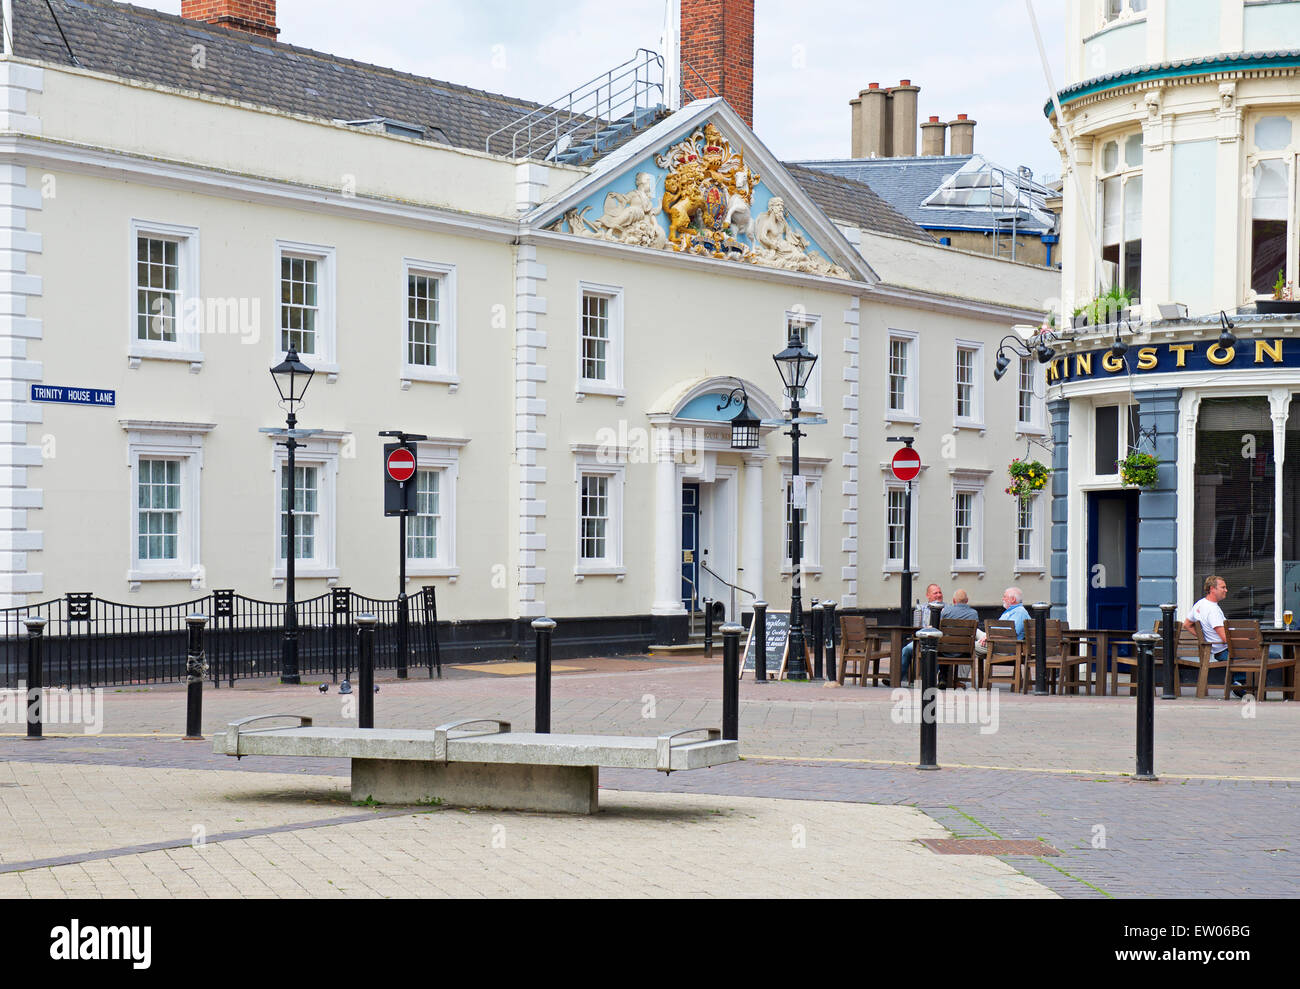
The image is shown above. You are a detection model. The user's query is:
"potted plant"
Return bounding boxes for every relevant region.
[1256,270,1300,315]
[1074,286,1134,328]
[1006,458,1052,498]
[1118,451,1160,488]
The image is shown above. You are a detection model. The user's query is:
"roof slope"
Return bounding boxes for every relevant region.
[783,163,930,242]
[10,0,545,153]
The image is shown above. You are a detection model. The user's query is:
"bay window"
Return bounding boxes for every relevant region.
[1098,133,1143,301]
[1248,115,1296,299]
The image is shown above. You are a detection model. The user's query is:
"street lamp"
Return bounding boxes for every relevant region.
[993,333,1055,381]
[270,347,315,685]
[717,379,761,451]
[774,335,818,681]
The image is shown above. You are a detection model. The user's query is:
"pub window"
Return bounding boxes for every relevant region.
[1249,115,1295,299]
[1193,398,1276,620]
[1097,133,1143,301]
[1094,403,1139,476]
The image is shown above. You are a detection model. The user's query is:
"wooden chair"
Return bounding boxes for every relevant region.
[982,620,1023,692]
[1042,619,1090,695]
[1225,620,1298,701]
[838,617,891,687]
[1109,621,1205,697]
[934,618,979,688]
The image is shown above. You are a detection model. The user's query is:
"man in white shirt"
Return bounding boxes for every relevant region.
[1184,575,1229,657]
[1184,575,1243,695]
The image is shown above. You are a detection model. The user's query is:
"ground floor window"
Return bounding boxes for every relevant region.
[1193,397,1276,619]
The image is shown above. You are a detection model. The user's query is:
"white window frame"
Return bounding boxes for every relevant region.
[128,220,203,369]
[1015,492,1047,574]
[270,432,345,581]
[405,438,466,578]
[1088,400,1140,483]
[779,457,826,575]
[783,310,823,412]
[576,282,625,398]
[400,259,459,389]
[1101,0,1146,28]
[953,340,985,430]
[1016,356,1047,435]
[883,479,922,574]
[885,330,920,424]
[950,469,989,576]
[275,240,338,379]
[573,446,626,575]
[1095,131,1144,302]
[1244,112,1300,303]
[122,421,214,587]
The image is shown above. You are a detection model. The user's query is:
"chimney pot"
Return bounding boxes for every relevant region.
[949,115,977,155]
[957,113,969,121]
[858,84,891,158]
[182,0,279,38]
[890,80,920,157]
[920,116,948,156]
[868,82,880,90]
[929,115,940,123]
[900,79,911,87]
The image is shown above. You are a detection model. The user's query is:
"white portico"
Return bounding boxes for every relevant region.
[648,377,784,631]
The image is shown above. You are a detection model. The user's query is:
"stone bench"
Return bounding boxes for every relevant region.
[214,716,740,814]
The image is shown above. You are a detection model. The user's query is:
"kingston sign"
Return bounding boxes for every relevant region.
[1048,338,1296,383]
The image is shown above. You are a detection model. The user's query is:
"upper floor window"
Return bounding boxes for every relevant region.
[886,331,919,421]
[1248,114,1297,299]
[1017,357,1045,433]
[1098,133,1143,301]
[784,311,822,410]
[1094,403,1141,478]
[402,260,458,387]
[954,342,984,428]
[130,220,201,366]
[277,240,337,374]
[577,282,624,396]
[1103,0,1146,25]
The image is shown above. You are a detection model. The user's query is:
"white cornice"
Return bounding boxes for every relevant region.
[0,135,520,242]
[864,281,1046,325]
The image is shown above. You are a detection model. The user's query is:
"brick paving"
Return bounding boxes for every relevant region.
[2,658,1298,898]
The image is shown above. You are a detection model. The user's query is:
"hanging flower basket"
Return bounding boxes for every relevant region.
[1006,458,1051,498]
[1119,451,1160,488]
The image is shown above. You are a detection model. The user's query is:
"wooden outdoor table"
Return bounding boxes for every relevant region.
[1261,628,1300,696]
[869,625,920,687]
[1061,629,1119,697]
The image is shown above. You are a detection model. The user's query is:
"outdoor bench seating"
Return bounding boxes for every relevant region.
[215,715,739,814]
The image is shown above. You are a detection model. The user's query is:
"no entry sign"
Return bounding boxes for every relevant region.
[891,447,922,482]
[386,447,417,483]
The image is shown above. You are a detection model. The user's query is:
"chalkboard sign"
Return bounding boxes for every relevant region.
[740,611,810,680]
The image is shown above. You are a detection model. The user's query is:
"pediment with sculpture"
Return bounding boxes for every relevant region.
[548,121,850,280]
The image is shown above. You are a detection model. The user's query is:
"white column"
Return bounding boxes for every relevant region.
[741,455,766,608]
[1176,392,1203,617]
[1270,389,1290,628]
[652,431,684,616]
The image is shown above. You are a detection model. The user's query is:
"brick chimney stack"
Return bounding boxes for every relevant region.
[181,1,279,40]
[680,0,755,128]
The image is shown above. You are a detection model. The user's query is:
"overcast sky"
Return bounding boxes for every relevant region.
[126,0,1068,180]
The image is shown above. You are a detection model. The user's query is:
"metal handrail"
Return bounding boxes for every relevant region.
[680,58,719,106]
[699,559,756,623]
[485,49,665,160]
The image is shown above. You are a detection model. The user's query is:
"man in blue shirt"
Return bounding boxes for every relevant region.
[976,587,1031,654]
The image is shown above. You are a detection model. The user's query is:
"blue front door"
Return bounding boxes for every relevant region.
[1087,491,1139,631]
[682,483,700,611]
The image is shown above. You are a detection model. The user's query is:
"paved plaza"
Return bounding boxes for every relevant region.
[1,656,1297,898]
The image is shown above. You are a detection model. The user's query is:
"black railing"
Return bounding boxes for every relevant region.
[0,588,444,690]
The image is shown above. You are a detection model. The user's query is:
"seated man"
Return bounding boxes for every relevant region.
[975,587,1032,655]
[934,590,980,687]
[898,584,944,684]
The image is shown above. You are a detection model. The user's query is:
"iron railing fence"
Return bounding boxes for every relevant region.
[0,588,444,690]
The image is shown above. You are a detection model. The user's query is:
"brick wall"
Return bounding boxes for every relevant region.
[680,0,754,128]
[181,0,279,39]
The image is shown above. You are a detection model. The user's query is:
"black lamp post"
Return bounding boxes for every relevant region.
[774,335,818,681]
[271,347,316,685]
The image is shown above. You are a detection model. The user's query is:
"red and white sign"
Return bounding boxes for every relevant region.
[891,447,922,483]
[386,447,417,483]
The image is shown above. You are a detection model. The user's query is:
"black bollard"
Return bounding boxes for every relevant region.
[357,614,377,729]
[810,601,824,681]
[1032,602,1050,696]
[1160,603,1178,700]
[397,592,410,681]
[721,622,742,740]
[1134,631,1158,780]
[916,627,942,771]
[532,617,555,734]
[184,615,208,741]
[753,601,769,684]
[823,600,838,683]
[23,617,46,740]
[703,598,714,659]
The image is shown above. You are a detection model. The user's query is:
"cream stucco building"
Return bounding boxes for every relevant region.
[0,0,1055,657]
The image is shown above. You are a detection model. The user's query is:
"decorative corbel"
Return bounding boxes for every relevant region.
[1142,89,1167,151]
[1217,82,1242,143]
